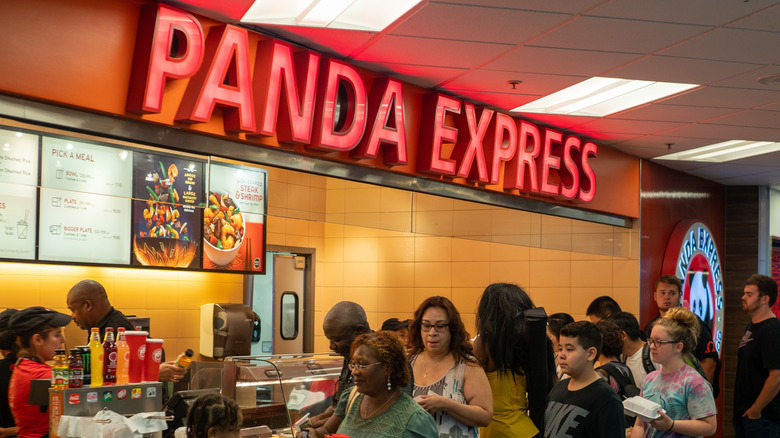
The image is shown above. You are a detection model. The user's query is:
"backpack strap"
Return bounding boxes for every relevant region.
[641,343,656,374]
[597,363,632,392]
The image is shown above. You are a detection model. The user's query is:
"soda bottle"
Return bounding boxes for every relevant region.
[79,346,91,386]
[175,349,194,369]
[89,327,104,386]
[116,328,129,385]
[51,349,69,389]
[103,327,117,385]
[68,348,83,388]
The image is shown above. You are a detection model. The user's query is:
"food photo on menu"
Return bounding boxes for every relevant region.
[202,163,266,272]
[131,153,204,268]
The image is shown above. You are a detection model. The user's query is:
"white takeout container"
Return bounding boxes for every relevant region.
[623,396,665,422]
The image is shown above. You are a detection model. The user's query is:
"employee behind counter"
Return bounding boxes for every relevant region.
[65,279,186,383]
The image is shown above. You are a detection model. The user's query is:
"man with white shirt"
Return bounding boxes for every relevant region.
[607,312,657,388]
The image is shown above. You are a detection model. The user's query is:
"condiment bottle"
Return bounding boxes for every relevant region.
[68,348,83,388]
[116,328,129,385]
[103,327,117,385]
[89,328,104,386]
[51,349,69,389]
[175,349,194,369]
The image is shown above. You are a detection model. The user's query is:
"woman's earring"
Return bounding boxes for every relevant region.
[387,375,392,391]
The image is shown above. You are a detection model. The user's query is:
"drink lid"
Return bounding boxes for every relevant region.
[124,331,149,336]
[69,348,81,354]
[55,349,66,354]
[146,338,164,343]
[183,348,194,357]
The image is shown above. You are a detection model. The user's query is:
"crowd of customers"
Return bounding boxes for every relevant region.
[2,273,779,437]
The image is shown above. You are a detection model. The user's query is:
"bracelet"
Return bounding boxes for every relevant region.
[669,419,675,432]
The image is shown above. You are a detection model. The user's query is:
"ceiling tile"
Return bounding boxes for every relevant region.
[705,109,780,129]
[444,69,584,96]
[604,55,759,85]
[390,3,571,44]
[660,86,780,108]
[248,25,376,59]
[353,62,468,88]
[530,16,708,53]
[572,130,643,143]
[446,91,539,111]
[573,118,687,135]
[516,113,599,130]
[726,4,780,32]
[586,0,778,26]
[611,104,738,123]
[484,46,641,76]
[710,64,780,89]
[661,123,779,140]
[659,28,780,64]
[354,35,513,68]
[614,135,722,154]
[433,0,604,14]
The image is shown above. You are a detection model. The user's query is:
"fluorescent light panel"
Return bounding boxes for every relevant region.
[241,0,422,31]
[511,77,699,117]
[655,140,780,163]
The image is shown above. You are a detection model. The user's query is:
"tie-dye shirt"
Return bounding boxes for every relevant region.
[639,364,716,438]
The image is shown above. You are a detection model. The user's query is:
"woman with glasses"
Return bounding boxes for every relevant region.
[409,296,492,438]
[307,331,437,438]
[630,307,717,438]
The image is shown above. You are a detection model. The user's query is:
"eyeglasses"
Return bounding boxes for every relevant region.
[348,361,383,371]
[646,338,678,348]
[421,323,449,333]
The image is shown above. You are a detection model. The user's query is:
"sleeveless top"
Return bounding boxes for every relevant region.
[411,355,478,438]
[481,371,537,438]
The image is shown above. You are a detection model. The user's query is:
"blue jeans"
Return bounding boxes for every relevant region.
[733,415,780,438]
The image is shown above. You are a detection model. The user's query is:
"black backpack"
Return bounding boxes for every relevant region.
[597,361,640,400]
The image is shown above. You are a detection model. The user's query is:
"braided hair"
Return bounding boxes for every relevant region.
[186,393,241,438]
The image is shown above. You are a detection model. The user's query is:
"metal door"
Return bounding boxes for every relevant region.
[273,254,305,354]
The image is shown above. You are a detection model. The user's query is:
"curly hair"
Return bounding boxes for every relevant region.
[654,306,700,355]
[408,296,474,364]
[350,331,410,389]
[595,320,623,359]
[186,393,241,438]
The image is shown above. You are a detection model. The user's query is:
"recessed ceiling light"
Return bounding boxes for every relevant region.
[511,77,699,117]
[241,0,423,31]
[655,140,780,163]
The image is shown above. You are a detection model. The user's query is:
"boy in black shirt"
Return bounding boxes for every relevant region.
[544,321,625,438]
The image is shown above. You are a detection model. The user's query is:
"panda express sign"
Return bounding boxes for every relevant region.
[126,4,598,204]
[662,221,724,355]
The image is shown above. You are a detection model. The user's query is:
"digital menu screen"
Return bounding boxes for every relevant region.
[132,152,204,269]
[38,137,133,264]
[0,129,39,260]
[203,163,267,273]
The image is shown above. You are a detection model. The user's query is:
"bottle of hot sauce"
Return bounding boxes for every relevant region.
[102,327,117,385]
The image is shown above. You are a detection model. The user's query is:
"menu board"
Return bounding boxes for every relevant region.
[0,129,39,260]
[204,163,267,272]
[132,153,204,268]
[38,137,132,264]
[38,188,132,264]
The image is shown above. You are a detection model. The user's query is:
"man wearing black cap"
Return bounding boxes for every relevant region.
[8,306,71,438]
[381,318,411,349]
[0,308,19,438]
[65,279,185,383]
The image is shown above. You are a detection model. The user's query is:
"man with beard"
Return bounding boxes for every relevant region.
[733,274,780,437]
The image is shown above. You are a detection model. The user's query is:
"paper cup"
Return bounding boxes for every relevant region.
[124,331,148,383]
[144,338,164,382]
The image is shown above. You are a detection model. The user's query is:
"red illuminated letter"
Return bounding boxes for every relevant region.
[560,136,581,200]
[309,59,367,151]
[127,4,204,114]
[176,25,255,132]
[579,142,598,202]
[252,40,320,144]
[486,113,517,185]
[351,78,407,165]
[504,120,540,192]
[452,104,492,182]
[417,94,460,176]
[540,129,563,196]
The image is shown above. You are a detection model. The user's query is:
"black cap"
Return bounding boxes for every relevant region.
[9,306,72,336]
[381,318,410,331]
[0,309,19,332]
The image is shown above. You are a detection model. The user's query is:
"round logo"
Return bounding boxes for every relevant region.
[108,352,117,363]
[138,345,146,360]
[253,257,262,270]
[662,221,724,354]
[152,349,163,364]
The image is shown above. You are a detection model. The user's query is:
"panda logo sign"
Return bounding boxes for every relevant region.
[662,221,724,355]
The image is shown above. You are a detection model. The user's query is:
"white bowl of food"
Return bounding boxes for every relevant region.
[203,190,245,266]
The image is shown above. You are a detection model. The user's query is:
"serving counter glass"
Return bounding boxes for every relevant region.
[214,354,343,437]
